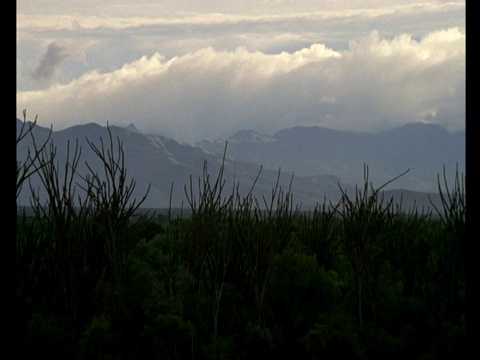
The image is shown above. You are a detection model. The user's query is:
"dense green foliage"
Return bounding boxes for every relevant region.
[17,115,465,359]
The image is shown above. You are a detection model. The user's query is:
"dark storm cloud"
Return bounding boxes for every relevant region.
[31,42,75,87]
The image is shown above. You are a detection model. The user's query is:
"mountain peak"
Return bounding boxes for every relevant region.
[229,129,275,143]
[126,123,140,133]
[384,122,449,139]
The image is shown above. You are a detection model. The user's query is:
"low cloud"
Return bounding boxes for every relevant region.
[31,42,84,88]
[31,41,85,88]
[17,28,465,143]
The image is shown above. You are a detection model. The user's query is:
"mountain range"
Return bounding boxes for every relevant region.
[16,119,465,212]
[198,123,465,193]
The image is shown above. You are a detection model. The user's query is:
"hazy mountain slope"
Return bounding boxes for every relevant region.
[16,119,356,210]
[197,122,465,194]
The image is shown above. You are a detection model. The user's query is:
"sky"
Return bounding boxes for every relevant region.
[16,0,465,143]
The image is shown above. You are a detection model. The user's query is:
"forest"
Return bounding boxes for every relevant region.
[16,114,465,359]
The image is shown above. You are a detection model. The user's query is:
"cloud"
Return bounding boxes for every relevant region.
[16,0,464,96]
[31,42,85,88]
[17,27,464,143]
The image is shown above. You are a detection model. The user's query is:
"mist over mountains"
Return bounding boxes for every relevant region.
[198,122,465,194]
[16,119,464,212]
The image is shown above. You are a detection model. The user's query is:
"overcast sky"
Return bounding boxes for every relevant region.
[17,0,465,143]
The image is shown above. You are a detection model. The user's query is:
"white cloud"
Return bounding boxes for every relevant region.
[16,1,465,142]
[334,28,465,127]
[17,27,465,143]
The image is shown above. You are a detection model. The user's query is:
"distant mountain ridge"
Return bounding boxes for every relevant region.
[16,119,351,210]
[197,122,465,194]
[17,119,461,211]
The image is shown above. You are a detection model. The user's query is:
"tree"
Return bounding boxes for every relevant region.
[241,169,300,328]
[335,166,408,326]
[183,146,234,353]
[16,110,52,200]
[297,199,340,271]
[79,125,151,329]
